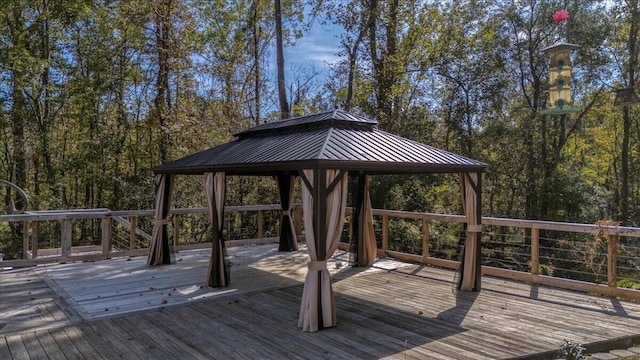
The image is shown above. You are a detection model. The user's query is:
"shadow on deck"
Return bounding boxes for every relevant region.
[2,243,640,359]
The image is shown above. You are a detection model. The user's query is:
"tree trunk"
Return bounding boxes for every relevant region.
[275,0,289,119]
[620,0,638,225]
[154,0,172,163]
[250,0,262,125]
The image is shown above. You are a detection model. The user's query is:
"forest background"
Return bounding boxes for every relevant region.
[1,0,639,236]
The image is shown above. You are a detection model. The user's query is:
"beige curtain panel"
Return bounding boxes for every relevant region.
[148,173,175,266]
[298,169,348,332]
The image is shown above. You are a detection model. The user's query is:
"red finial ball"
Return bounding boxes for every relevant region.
[553,10,569,22]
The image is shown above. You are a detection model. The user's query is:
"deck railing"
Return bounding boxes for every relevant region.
[1,206,638,301]
[369,210,640,301]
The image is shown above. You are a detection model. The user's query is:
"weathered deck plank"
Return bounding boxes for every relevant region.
[2,243,640,359]
[0,268,76,336]
[73,322,127,359]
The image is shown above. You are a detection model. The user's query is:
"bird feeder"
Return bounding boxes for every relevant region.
[541,10,580,115]
[540,42,581,115]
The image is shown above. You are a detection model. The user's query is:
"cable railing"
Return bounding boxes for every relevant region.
[370,211,640,301]
[0,205,638,301]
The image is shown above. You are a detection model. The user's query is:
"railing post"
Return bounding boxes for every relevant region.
[22,221,29,259]
[422,218,429,263]
[173,214,180,247]
[607,234,618,287]
[61,219,72,259]
[129,216,137,250]
[257,210,264,239]
[31,221,38,259]
[382,214,389,252]
[101,217,113,258]
[531,227,539,278]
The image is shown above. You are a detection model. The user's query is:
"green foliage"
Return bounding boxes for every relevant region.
[560,340,586,360]
[1,0,639,245]
[617,279,640,290]
[387,218,423,254]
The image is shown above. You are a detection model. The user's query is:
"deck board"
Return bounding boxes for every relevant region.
[2,243,640,359]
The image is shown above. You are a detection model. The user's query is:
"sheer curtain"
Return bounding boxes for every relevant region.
[298,169,348,332]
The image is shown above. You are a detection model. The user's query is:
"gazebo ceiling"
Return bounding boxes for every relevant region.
[153,109,487,176]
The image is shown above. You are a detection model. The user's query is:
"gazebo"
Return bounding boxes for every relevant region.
[148,109,487,332]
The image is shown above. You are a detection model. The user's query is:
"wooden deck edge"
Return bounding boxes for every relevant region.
[510,333,640,360]
[483,267,640,302]
[382,250,640,302]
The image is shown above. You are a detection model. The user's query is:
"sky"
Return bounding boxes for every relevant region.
[277,17,344,91]
[286,19,343,71]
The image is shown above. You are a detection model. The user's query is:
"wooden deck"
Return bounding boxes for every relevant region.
[2,243,640,359]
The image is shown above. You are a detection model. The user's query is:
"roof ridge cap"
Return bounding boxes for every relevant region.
[318,127,334,160]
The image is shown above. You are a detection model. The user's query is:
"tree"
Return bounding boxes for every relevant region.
[611,0,639,224]
[275,0,290,119]
[502,0,611,221]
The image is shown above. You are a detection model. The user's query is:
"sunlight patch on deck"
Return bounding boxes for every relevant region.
[33,244,342,321]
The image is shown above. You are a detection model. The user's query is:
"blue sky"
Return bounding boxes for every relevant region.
[286,19,343,70]
[277,17,344,90]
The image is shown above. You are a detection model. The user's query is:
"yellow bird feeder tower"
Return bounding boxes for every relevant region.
[541,10,580,115]
[541,42,581,115]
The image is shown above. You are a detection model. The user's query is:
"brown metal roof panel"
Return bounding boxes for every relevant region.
[153,129,332,173]
[379,131,483,165]
[323,130,395,162]
[322,129,485,166]
[219,131,327,164]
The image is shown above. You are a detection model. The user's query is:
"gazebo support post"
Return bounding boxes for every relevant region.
[314,167,327,329]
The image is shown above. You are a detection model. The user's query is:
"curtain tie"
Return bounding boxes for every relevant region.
[155,218,171,225]
[282,210,290,216]
[308,260,327,271]
[466,224,482,233]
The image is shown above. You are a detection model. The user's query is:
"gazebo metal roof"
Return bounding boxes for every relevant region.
[153,109,486,175]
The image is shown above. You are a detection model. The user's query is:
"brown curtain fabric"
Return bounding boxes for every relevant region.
[147,174,175,266]
[350,174,377,267]
[204,172,230,287]
[459,172,482,291]
[360,175,377,266]
[298,169,348,332]
[277,174,298,251]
